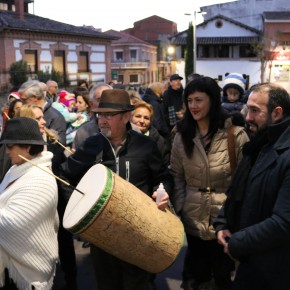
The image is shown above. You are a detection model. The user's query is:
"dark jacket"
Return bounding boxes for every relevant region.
[0,144,11,182]
[163,86,184,130]
[44,100,67,175]
[214,117,290,290]
[221,94,247,118]
[142,88,170,138]
[46,91,57,102]
[148,125,170,167]
[73,117,99,150]
[61,126,173,201]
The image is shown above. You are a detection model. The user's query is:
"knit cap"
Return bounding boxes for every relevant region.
[58,90,75,107]
[223,72,247,96]
[64,98,76,108]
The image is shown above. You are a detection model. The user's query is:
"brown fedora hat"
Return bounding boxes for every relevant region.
[92,89,135,113]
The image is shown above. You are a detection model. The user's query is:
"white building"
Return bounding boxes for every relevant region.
[170,15,261,88]
[201,0,289,30]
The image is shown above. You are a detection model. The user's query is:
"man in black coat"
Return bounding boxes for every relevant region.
[61,89,173,290]
[163,74,184,131]
[214,83,290,290]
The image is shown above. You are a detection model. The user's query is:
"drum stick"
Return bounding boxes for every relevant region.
[4,115,72,155]
[18,154,85,195]
[3,112,10,120]
[44,127,74,154]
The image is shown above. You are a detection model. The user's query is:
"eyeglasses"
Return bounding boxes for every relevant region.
[95,112,123,120]
[6,144,15,149]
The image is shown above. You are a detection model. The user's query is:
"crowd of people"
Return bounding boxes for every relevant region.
[0,73,289,290]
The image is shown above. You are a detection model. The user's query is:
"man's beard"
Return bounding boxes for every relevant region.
[246,116,272,139]
[100,128,112,138]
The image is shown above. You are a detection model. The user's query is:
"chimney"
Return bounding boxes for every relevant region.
[15,0,24,20]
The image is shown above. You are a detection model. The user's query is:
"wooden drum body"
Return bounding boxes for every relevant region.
[63,163,184,273]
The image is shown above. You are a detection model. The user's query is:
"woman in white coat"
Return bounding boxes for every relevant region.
[0,117,59,290]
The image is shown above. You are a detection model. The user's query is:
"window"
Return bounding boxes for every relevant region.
[239,45,257,58]
[24,50,37,73]
[199,46,210,58]
[129,74,138,83]
[215,45,229,58]
[53,50,65,74]
[79,51,89,72]
[199,45,229,58]
[0,3,8,10]
[118,74,124,83]
[116,51,123,61]
[130,49,137,62]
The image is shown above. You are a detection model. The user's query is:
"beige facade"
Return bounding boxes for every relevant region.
[0,30,113,91]
[107,30,158,86]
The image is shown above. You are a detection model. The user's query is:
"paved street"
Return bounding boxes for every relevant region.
[53,238,186,290]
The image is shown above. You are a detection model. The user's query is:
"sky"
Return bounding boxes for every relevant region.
[29,0,238,33]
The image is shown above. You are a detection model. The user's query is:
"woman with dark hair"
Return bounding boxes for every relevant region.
[0,117,58,290]
[66,91,91,146]
[77,79,89,90]
[170,77,249,290]
[7,99,23,119]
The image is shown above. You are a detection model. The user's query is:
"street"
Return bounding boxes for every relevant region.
[53,238,186,290]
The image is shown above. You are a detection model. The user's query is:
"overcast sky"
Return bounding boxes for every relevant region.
[29,0,238,32]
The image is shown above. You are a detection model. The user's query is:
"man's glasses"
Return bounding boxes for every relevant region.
[95,112,123,120]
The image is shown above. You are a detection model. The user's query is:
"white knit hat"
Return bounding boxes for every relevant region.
[223,72,247,96]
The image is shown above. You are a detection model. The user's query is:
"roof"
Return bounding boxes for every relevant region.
[0,10,117,40]
[105,29,156,46]
[263,11,290,21]
[169,14,261,45]
[133,15,175,25]
[201,14,261,34]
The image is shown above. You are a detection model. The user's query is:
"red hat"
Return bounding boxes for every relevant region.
[58,90,69,101]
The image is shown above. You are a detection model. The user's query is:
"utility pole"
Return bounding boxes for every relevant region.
[193,10,197,73]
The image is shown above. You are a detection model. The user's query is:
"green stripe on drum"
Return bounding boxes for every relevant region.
[68,167,113,234]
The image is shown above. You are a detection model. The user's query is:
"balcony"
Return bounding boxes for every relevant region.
[111,60,150,69]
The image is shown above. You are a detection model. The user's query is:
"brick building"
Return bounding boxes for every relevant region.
[0,0,116,91]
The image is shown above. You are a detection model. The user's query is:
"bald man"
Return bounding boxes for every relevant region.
[46,80,58,102]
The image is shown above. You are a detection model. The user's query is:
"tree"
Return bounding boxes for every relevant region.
[185,22,194,81]
[252,31,280,83]
[37,67,62,84]
[9,60,28,89]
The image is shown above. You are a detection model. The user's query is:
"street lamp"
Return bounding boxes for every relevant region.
[167,46,175,61]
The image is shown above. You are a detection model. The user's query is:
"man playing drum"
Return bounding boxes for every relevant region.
[60,89,173,290]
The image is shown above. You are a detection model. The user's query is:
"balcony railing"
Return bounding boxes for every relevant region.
[111,61,149,69]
